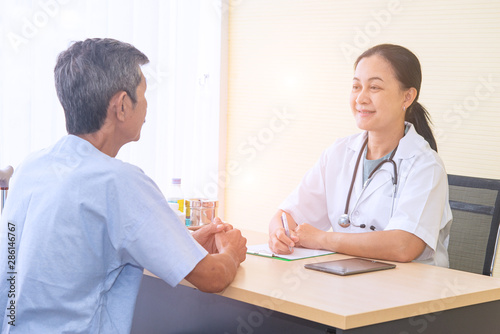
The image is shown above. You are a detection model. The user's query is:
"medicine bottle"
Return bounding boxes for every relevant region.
[167,178,184,213]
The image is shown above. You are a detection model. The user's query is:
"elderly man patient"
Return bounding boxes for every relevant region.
[0,38,247,333]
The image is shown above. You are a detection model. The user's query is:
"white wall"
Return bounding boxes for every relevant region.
[224,0,500,238]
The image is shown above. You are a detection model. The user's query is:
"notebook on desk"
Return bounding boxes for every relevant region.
[247,243,335,261]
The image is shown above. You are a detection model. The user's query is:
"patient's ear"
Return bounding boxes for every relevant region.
[108,91,128,121]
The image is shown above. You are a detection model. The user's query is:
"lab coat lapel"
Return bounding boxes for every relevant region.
[348,132,367,202]
[356,123,419,205]
[395,123,421,160]
[357,162,394,203]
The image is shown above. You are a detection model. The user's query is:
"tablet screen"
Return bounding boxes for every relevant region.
[304,258,396,276]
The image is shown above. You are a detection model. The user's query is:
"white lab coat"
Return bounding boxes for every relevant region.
[280,123,452,267]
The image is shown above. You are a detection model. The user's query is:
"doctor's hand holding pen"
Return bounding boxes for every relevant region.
[268,210,300,254]
[269,210,328,254]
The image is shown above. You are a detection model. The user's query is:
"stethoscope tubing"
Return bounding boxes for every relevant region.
[348,168,397,224]
[339,137,399,229]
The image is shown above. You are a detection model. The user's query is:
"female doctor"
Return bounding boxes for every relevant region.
[268,44,452,266]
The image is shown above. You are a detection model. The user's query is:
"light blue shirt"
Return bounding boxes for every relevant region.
[0,135,207,333]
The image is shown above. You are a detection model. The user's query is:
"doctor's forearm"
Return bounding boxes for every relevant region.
[321,230,426,263]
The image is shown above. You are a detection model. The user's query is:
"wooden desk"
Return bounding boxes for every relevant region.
[132,230,500,333]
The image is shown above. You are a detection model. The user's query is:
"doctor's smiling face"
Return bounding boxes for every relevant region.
[350,54,413,134]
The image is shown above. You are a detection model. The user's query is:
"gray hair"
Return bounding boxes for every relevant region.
[54,38,149,135]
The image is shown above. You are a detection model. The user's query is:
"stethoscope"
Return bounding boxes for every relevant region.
[338,138,399,230]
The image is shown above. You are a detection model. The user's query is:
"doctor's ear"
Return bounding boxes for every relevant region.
[404,87,418,105]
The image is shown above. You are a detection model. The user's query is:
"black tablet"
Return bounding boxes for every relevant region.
[304,258,396,276]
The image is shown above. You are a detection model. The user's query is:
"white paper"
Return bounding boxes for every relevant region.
[247,243,334,261]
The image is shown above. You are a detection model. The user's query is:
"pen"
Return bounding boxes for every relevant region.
[281,212,292,252]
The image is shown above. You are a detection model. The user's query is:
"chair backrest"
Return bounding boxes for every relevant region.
[447,174,500,276]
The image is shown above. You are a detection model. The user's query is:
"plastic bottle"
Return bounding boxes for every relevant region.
[185,199,193,227]
[168,201,186,224]
[167,178,184,213]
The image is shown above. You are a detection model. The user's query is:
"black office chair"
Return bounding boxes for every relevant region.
[447,174,500,276]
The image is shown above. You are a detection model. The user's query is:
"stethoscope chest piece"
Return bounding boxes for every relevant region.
[338,214,350,228]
